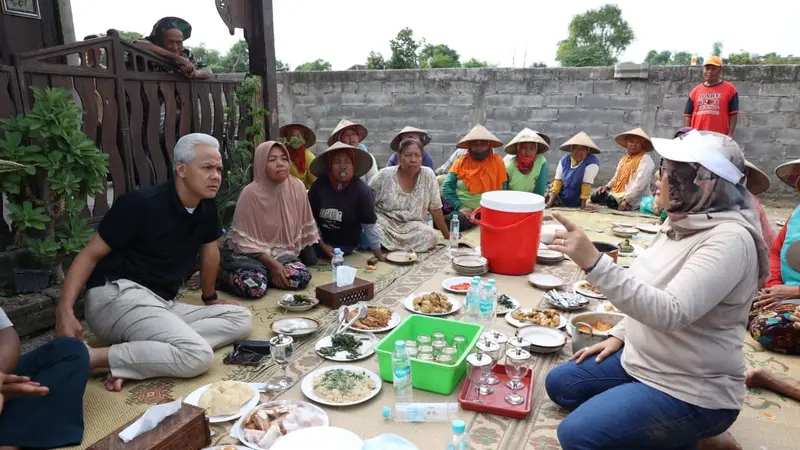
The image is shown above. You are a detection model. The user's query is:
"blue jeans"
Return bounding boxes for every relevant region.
[545,350,739,450]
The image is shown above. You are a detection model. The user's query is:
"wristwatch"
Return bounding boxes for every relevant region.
[201,292,218,303]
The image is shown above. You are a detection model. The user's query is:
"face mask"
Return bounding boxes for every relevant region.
[471,149,490,161]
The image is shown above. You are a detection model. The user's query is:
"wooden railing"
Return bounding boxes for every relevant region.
[0,31,251,243]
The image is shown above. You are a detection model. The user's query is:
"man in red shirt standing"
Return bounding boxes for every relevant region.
[683,56,739,138]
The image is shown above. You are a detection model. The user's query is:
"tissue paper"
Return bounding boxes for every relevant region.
[118,398,183,442]
[336,265,357,287]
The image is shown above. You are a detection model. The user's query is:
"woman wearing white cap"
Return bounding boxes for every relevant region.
[544,130,768,450]
[590,128,655,211]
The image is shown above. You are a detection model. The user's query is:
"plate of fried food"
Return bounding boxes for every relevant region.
[505,308,566,329]
[596,301,620,313]
[345,306,400,333]
[403,292,461,316]
[230,400,329,449]
[573,280,606,299]
[185,380,260,423]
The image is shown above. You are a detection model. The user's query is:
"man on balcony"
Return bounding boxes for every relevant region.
[54,133,252,391]
[129,17,213,79]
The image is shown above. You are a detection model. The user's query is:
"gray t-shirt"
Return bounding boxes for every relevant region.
[0,307,12,330]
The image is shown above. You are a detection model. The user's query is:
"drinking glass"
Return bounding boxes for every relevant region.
[466,352,494,400]
[504,348,531,405]
[508,336,531,350]
[269,334,295,389]
[476,339,501,385]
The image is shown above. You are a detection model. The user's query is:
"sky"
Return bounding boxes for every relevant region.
[71,0,798,70]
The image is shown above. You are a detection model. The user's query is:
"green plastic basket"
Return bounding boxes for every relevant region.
[376,315,484,395]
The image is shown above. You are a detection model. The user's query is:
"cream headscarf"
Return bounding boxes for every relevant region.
[229,141,319,258]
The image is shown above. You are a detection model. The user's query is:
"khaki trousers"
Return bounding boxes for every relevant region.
[85,279,252,380]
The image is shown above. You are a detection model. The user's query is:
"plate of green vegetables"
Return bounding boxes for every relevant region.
[315,333,377,362]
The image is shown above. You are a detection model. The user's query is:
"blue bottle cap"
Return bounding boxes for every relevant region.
[452,213,458,219]
[452,419,466,433]
[334,248,342,254]
[382,406,391,418]
[395,340,406,350]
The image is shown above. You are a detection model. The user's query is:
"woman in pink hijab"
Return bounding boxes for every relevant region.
[218,141,320,298]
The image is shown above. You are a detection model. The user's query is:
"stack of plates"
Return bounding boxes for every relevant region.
[516,324,567,354]
[452,254,488,276]
[537,249,564,265]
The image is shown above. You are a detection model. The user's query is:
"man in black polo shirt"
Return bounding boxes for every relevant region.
[54,133,252,391]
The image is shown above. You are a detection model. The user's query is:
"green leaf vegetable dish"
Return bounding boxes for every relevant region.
[318,334,362,360]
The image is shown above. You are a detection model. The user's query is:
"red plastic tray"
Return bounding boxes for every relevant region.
[457,363,534,419]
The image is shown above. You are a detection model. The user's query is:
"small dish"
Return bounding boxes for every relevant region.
[528,273,563,290]
[184,382,260,423]
[611,226,639,238]
[612,221,635,229]
[300,365,382,407]
[315,334,377,362]
[573,280,606,300]
[441,276,474,294]
[452,254,488,268]
[270,317,321,337]
[636,223,660,234]
[386,251,418,264]
[278,294,319,312]
[495,294,520,315]
[403,292,462,316]
[505,309,568,329]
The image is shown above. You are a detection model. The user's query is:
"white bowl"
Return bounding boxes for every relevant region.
[540,224,566,245]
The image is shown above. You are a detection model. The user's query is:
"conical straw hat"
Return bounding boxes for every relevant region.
[744,160,769,196]
[309,141,373,178]
[456,124,502,149]
[505,128,550,155]
[278,123,316,148]
[559,132,600,154]
[390,126,432,151]
[775,159,800,191]
[327,119,368,146]
[615,127,654,152]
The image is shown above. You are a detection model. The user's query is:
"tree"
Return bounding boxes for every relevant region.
[295,59,332,71]
[388,27,421,69]
[530,62,548,68]
[644,50,694,66]
[419,44,460,68]
[188,44,222,70]
[712,41,723,57]
[366,51,386,70]
[276,60,290,72]
[726,51,800,65]
[556,4,634,67]
[463,58,493,68]
[216,39,249,73]
[117,30,143,41]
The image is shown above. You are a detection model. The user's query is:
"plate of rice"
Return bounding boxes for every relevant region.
[301,365,382,407]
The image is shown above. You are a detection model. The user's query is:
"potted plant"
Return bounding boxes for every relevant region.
[0,87,109,292]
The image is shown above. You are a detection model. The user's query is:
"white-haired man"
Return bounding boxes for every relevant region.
[54,133,252,391]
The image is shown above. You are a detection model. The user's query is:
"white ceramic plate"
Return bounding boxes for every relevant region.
[596,301,621,313]
[611,227,639,238]
[505,309,567,329]
[386,251,418,264]
[452,254,488,268]
[345,307,401,334]
[184,382,260,423]
[539,242,548,250]
[270,427,362,450]
[206,446,251,450]
[441,277,474,294]
[403,292,462,316]
[516,325,568,349]
[573,280,606,299]
[301,365,382,407]
[270,317,321,337]
[230,400,330,450]
[537,249,565,261]
[278,294,319,312]
[529,273,564,290]
[612,221,635,229]
[636,223,660,234]
[495,295,520,315]
[314,334,377,362]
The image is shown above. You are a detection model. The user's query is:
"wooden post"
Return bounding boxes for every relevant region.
[245,0,279,141]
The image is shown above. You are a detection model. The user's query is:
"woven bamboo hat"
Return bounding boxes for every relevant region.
[278,123,316,148]
[309,141,373,178]
[615,127,654,152]
[505,128,550,155]
[559,132,600,154]
[744,160,770,196]
[775,159,800,191]
[327,119,368,146]
[456,124,502,149]
[390,126,432,151]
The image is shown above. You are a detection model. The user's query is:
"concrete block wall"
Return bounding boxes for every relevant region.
[276,65,800,198]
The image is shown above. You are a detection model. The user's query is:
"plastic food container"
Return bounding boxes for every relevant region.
[376,315,483,395]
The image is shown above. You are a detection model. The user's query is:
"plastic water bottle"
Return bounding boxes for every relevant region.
[331,248,344,283]
[479,283,495,324]
[446,419,467,450]
[465,279,481,322]
[381,402,460,423]
[392,340,414,404]
[448,213,460,257]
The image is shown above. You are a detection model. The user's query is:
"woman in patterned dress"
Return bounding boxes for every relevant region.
[748,158,800,354]
[217,142,319,299]
[370,138,450,252]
